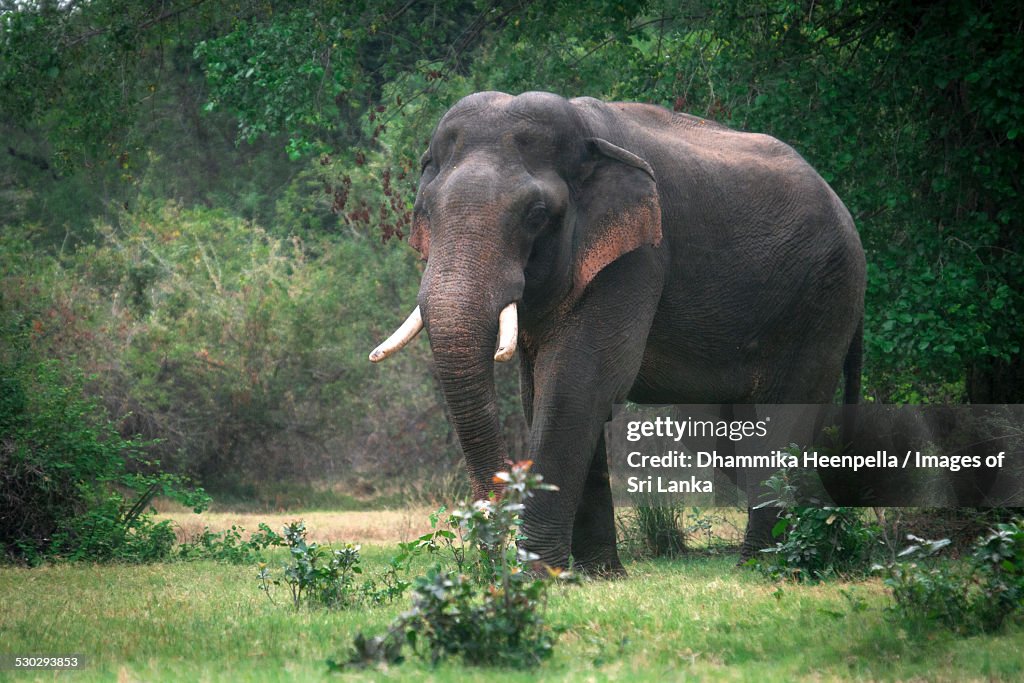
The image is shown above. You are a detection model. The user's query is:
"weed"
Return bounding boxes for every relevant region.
[176,523,284,563]
[336,462,571,670]
[750,466,880,581]
[258,521,366,609]
[878,518,1024,634]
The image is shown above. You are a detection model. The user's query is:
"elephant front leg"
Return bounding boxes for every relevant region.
[570,431,624,575]
[520,359,634,574]
[519,255,662,574]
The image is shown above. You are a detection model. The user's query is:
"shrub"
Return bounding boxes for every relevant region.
[255,519,412,609]
[751,468,880,581]
[879,519,1024,634]
[756,506,880,581]
[176,523,284,564]
[0,358,209,564]
[76,203,460,493]
[337,462,570,670]
[257,521,364,609]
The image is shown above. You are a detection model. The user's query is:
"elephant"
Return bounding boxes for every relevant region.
[370,91,865,574]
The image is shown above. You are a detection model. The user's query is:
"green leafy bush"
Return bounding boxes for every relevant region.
[751,468,880,581]
[255,519,413,609]
[257,521,364,609]
[337,462,569,670]
[176,523,284,564]
[880,519,1024,634]
[0,358,209,564]
[758,506,880,582]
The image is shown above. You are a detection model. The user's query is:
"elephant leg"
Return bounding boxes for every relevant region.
[519,252,662,572]
[740,504,780,563]
[570,431,624,576]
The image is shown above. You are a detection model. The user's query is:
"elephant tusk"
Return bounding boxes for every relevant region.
[369,306,424,363]
[494,302,518,362]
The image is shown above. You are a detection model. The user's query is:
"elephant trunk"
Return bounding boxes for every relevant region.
[418,263,521,499]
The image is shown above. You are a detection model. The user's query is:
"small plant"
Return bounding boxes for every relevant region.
[257,519,424,609]
[259,521,364,609]
[620,504,735,558]
[751,465,880,581]
[970,520,1024,630]
[177,523,284,563]
[394,505,468,574]
[629,503,688,558]
[337,461,570,670]
[878,518,1024,634]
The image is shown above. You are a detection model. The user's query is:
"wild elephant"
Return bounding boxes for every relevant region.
[370,91,865,574]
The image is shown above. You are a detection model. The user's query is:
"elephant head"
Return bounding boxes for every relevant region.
[369,91,662,499]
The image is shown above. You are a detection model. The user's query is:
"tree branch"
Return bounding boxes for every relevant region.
[65,0,210,48]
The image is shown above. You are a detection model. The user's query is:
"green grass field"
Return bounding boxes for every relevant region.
[1,513,1022,682]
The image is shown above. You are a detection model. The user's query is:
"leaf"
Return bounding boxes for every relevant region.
[771,519,790,538]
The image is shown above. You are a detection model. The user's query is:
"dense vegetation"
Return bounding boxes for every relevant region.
[2,0,1021,503]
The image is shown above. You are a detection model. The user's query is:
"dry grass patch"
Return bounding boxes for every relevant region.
[156,506,437,545]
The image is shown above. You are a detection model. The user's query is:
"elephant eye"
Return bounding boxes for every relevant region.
[524,203,549,232]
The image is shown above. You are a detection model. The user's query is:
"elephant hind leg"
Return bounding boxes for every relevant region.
[739,504,780,564]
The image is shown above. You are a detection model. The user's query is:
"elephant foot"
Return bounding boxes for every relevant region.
[737,504,781,566]
[737,540,770,565]
[569,545,627,578]
[573,559,627,579]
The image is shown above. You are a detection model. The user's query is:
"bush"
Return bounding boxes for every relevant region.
[750,468,880,581]
[880,519,1024,634]
[337,462,569,670]
[176,523,284,564]
[257,521,362,609]
[256,520,411,609]
[0,358,208,564]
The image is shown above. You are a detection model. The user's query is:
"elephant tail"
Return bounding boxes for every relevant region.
[843,317,860,405]
[843,317,864,405]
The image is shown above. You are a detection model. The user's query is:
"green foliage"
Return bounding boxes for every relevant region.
[0,356,208,564]
[619,504,731,559]
[751,468,880,581]
[0,202,457,493]
[255,518,413,609]
[757,506,879,582]
[258,521,366,609]
[337,462,569,670]
[193,0,485,156]
[176,523,284,564]
[879,519,1024,634]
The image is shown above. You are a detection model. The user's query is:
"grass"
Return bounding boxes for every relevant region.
[156,504,438,545]
[1,513,1022,681]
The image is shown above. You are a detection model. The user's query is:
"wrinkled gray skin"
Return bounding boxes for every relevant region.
[396,91,865,574]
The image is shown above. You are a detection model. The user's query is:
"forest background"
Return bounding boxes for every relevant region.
[2,0,1021,504]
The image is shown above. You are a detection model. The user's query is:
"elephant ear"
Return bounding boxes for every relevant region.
[409,213,430,260]
[571,137,662,300]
